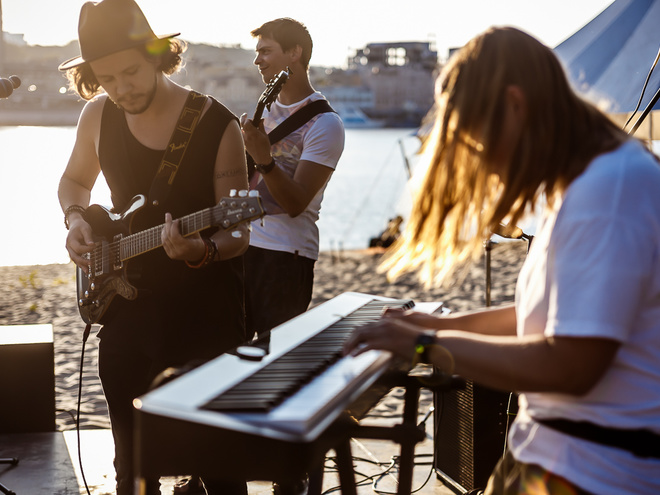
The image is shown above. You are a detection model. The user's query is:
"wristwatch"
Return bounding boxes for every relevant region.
[414,330,437,364]
[255,158,276,175]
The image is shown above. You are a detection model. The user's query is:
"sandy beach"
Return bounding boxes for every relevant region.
[0,241,528,433]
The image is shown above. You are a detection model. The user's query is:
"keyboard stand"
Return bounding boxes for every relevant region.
[307,368,465,495]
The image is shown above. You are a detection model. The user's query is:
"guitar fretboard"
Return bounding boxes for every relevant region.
[86,194,262,275]
[119,207,215,261]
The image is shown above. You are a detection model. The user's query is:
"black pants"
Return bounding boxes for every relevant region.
[244,246,316,345]
[97,293,248,495]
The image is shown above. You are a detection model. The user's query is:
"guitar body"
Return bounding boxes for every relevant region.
[76,195,145,325]
[75,191,265,325]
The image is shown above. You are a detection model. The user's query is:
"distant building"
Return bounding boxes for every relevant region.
[346,41,439,127]
[0,36,439,128]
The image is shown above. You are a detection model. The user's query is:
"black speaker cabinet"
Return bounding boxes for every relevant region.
[433,381,518,494]
[0,325,56,433]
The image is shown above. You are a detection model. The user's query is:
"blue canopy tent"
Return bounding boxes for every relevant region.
[554,0,660,139]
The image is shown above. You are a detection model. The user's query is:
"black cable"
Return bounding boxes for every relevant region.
[319,394,442,495]
[623,45,660,131]
[56,408,77,426]
[77,323,93,495]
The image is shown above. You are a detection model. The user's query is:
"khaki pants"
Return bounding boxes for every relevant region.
[484,451,595,495]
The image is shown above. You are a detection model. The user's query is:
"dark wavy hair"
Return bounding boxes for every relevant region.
[65,38,187,100]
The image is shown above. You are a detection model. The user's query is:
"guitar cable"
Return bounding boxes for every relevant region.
[76,322,93,495]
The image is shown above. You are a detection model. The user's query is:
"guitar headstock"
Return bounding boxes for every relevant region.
[212,190,265,230]
[253,68,290,125]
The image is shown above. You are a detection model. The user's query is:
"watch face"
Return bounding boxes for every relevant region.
[416,333,435,346]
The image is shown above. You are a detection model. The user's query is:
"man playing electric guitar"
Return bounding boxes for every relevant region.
[240,18,345,356]
[57,1,250,494]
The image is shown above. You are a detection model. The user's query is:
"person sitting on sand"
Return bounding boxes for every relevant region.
[369,215,404,248]
[344,26,660,495]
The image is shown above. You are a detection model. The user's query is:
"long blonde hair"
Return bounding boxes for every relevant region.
[383,27,627,286]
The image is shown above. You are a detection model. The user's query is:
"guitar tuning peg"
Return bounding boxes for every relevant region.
[229,189,237,197]
[248,190,260,197]
[238,190,248,197]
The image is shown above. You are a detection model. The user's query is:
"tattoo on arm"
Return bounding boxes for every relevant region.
[215,169,244,180]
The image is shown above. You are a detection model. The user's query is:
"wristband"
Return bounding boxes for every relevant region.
[185,239,209,269]
[185,238,218,269]
[255,158,276,175]
[64,205,87,230]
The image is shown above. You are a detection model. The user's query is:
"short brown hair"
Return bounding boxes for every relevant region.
[65,38,186,100]
[251,18,313,69]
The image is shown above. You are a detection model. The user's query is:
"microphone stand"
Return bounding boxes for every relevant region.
[485,225,533,307]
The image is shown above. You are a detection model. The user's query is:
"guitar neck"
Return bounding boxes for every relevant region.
[252,103,265,127]
[120,207,213,261]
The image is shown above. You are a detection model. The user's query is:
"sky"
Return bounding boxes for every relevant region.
[1,0,616,68]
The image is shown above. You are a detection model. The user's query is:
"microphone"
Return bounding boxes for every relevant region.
[0,75,21,98]
[492,223,524,239]
[492,222,534,243]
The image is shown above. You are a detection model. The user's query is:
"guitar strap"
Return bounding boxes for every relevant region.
[148,91,208,206]
[247,99,336,180]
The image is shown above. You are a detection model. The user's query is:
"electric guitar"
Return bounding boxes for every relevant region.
[252,67,290,127]
[76,191,265,324]
[247,68,289,182]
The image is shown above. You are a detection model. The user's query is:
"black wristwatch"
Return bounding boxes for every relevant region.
[414,330,437,364]
[255,158,276,175]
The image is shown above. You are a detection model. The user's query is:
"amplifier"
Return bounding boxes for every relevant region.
[0,325,56,433]
[433,381,517,494]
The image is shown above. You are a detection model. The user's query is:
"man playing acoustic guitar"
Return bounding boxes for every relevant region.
[58,1,250,493]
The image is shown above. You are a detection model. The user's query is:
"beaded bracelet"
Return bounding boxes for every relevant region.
[185,238,218,269]
[64,204,87,230]
[204,238,219,266]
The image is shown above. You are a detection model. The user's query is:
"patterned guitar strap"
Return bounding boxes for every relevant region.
[148,90,208,206]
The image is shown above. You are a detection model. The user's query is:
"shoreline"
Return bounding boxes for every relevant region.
[0,241,529,431]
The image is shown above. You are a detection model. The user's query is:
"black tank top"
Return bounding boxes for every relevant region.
[97,94,247,358]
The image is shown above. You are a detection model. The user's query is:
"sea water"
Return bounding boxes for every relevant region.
[4,125,655,267]
[0,126,419,266]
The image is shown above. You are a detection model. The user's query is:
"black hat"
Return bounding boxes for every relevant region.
[58,0,179,71]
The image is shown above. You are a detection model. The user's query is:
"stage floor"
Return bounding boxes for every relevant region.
[0,389,457,494]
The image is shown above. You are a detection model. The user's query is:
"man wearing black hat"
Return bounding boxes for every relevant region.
[58,1,250,494]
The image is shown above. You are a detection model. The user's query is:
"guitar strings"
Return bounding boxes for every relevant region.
[85,196,261,269]
[86,208,217,268]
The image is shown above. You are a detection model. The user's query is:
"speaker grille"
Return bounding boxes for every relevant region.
[434,381,516,493]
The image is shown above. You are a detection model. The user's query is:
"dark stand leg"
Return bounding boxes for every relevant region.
[0,457,19,495]
[349,371,464,495]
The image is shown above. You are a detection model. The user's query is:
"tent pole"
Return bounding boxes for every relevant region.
[628,85,660,136]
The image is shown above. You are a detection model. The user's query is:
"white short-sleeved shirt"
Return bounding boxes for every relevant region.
[510,140,660,494]
[249,92,345,260]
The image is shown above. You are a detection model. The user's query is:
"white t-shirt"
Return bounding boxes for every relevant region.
[510,140,660,494]
[249,92,345,260]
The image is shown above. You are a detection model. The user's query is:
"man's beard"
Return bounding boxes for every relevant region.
[113,75,158,115]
